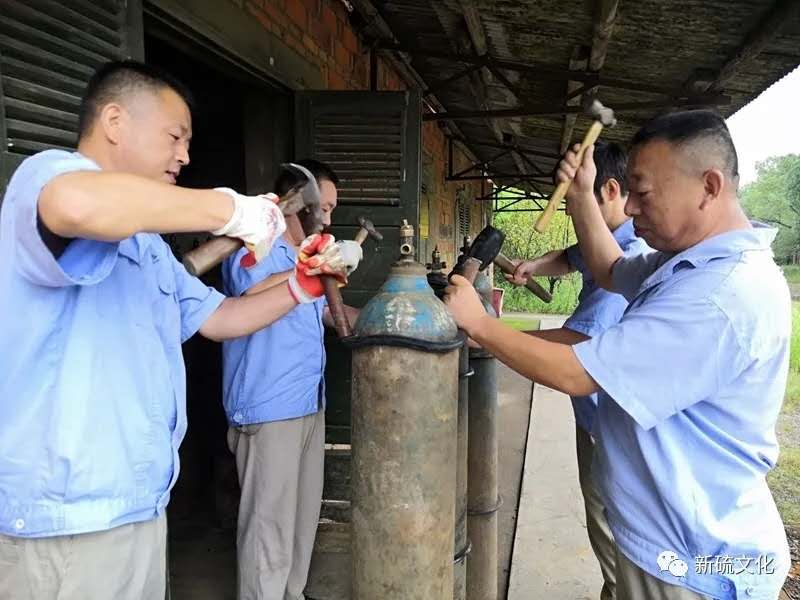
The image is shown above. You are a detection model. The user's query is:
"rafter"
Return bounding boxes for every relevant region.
[424,95,730,121]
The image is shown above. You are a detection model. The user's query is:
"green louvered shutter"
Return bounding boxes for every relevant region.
[0,0,143,196]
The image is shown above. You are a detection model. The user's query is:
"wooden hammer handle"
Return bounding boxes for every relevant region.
[534,120,605,233]
[183,236,243,277]
[322,276,352,338]
[494,253,552,303]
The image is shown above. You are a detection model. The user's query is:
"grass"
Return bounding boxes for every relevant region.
[495,272,581,315]
[783,265,800,285]
[767,301,800,527]
[500,314,541,331]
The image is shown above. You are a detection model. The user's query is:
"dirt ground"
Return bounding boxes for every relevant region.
[785,526,800,600]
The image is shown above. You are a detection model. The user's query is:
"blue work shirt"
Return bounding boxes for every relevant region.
[0,150,225,537]
[222,238,326,426]
[574,224,791,599]
[564,219,648,433]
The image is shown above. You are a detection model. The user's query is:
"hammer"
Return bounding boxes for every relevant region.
[534,98,616,233]
[325,216,383,339]
[183,163,324,277]
[493,253,553,303]
[449,225,505,284]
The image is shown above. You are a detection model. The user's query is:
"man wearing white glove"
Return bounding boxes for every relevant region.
[222,160,361,600]
[0,61,347,600]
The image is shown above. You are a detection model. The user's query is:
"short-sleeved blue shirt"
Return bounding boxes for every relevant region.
[574,224,791,599]
[0,150,225,537]
[222,238,326,426]
[564,219,648,433]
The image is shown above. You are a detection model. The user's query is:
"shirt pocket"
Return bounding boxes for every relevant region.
[153,263,182,343]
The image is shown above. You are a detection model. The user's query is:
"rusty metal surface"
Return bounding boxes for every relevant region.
[467,352,499,600]
[455,343,471,600]
[351,346,459,600]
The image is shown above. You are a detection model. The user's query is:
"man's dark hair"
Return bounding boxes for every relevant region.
[78,60,194,139]
[631,109,739,181]
[593,141,628,198]
[274,159,340,195]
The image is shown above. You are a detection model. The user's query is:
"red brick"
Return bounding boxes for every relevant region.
[245,2,272,30]
[300,0,321,16]
[303,33,318,55]
[285,0,308,29]
[328,69,347,90]
[310,19,332,54]
[322,5,338,32]
[333,41,351,70]
[341,26,358,54]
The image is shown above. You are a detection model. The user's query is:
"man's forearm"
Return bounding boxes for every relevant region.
[200,283,298,341]
[525,327,589,345]
[569,195,622,290]
[39,171,233,241]
[530,249,574,277]
[468,317,597,396]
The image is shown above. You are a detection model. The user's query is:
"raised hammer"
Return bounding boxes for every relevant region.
[325,216,383,339]
[534,98,616,233]
[182,163,324,277]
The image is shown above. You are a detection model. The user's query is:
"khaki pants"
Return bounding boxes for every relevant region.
[576,425,617,600]
[616,547,709,600]
[227,410,325,600]
[0,515,166,600]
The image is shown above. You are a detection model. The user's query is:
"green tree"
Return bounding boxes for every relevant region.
[740,154,800,263]
[492,195,581,314]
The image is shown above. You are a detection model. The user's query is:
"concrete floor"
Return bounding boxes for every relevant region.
[168,315,601,599]
[507,316,603,600]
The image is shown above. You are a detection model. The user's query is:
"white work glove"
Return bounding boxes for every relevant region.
[335,240,363,276]
[211,188,286,267]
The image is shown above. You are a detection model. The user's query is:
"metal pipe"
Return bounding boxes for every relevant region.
[467,348,499,600]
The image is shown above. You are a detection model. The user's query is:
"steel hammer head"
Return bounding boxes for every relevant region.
[281,162,324,233]
[357,216,383,241]
[584,97,616,127]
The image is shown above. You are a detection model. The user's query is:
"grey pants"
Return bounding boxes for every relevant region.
[616,547,709,600]
[227,410,325,600]
[0,515,167,600]
[576,425,617,600]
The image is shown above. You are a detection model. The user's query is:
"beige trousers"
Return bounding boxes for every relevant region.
[576,425,618,600]
[616,547,709,600]
[0,515,166,600]
[227,410,325,600]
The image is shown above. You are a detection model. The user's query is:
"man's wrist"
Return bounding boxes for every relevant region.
[464,314,493,343]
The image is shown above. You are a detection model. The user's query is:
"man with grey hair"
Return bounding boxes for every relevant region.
[445,110,790,599]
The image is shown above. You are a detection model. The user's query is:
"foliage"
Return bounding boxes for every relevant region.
[783,265,800,285]
[740,154,800,263]
[500,314,541,331]
[492,198,580,315]
[767,301,800,526]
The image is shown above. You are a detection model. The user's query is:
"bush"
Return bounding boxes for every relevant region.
[492,198,580,315]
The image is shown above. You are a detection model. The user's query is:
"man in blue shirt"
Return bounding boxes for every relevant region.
[0,61,353,600]
[445,110,790,599]
[222,160,360,600]
[507,142,648,600]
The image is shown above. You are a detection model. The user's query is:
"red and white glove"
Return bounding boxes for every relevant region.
[211,188,286,269]
[288,233,349,304]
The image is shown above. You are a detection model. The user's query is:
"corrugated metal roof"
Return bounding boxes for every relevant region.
[367,0,800,193]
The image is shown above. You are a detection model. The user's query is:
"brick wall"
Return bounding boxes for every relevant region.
[239,0,488,265]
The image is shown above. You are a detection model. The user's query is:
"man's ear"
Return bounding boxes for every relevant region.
[600,178,621,204]
[700,169,724,210]
[98,103,124,145]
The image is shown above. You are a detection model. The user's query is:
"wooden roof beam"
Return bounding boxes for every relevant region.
[560,0,619,154]
[424,95,731,121]
[701,0,800,92]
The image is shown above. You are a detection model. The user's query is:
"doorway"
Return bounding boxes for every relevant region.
[144,24,291,599]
